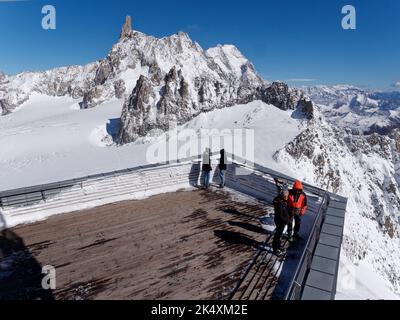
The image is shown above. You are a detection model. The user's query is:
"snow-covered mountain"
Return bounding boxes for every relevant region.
[305,85,400,135]
[287,85,400,297]
[0,17,399,298]
[275,106,400,297]
[0,17,312,142]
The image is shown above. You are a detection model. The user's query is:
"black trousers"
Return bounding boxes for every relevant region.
[273,221,286,251]
[287,215,301,236]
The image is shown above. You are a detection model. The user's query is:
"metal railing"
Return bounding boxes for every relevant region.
[225,154,332,300]
[284,191,330,300]
[0,153,336,300]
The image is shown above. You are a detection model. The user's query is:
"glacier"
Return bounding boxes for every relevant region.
[0,17,399,299]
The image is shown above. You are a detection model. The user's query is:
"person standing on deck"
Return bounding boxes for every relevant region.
[218,149,227,188]
[272,187,291,256]
[287,180,308,242]
[202,148,212,189]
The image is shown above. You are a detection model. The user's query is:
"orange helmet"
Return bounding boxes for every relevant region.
[293,180,303,191]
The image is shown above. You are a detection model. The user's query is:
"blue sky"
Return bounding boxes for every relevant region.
[0,0,399,90]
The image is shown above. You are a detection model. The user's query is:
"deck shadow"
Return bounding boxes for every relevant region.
[0,213,54,300]
[214,230,262,249]
[228,221,274,236]
[220,207,258,220]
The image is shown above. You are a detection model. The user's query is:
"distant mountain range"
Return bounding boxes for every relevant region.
[0,16,399,297]
[305,85,400,135]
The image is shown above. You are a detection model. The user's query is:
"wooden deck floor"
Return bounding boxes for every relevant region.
[0,189,284,300]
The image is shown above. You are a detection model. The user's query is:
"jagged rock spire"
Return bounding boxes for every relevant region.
[119,16,132,41]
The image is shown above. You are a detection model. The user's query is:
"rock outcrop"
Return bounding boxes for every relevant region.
[119,16,132,41]
[114,79,126,99]
[259,82,298,110]
[119,75,157,142]
[305,85,400,135]
[274,99,400,294]
[0,17,314,136]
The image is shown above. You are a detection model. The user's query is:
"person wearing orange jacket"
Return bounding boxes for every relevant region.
[287,180,308,242]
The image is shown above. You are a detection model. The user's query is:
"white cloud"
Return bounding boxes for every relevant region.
[394,81,400,88]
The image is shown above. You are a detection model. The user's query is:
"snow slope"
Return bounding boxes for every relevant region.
[0,94,143,190]
[274,106,400,299]
[0,97,300,191]
[1,18,399,300]
[305,85,400,134]
[0,92,399,300]
[336,255,399,300]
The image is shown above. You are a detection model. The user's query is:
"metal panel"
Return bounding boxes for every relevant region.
[305,270,335,293]
[329,200,348,210]
[326,207,346,218]
[327,207,346,218]
[315,244,340,261]
[0,152,347,301]
[311,256,337,275]
[321,223,343,237]
[319,233,342,248]
[325,215,345,227]
[302,285,332,300]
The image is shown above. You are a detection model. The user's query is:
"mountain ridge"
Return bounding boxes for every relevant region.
[0,16,399,298]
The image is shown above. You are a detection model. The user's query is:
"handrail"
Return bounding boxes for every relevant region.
[283,190,330,300]
[0,153,335,301]
[223,157,331,300]
[0,156,198,198]
[0,152,324,199]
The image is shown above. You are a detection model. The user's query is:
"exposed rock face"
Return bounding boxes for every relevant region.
[305,85,400,135]
[0,99,12,115]
[274,104,400,292]
[0,17,313,135]
[80,86,103,109]
[393,129,400,152]
[0,89,29,115]
[119,16,132,41]
[0,64,98,113]
[94,60,113,85]
[69,86,84,99]
[119,75,157,142]
[113,79,126,99]
[297,98,314,119]
[259,82,298,110]
[118,69,311,143]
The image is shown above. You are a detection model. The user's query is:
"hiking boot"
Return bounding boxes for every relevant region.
[273,248,285,257]
[293,233,302,240]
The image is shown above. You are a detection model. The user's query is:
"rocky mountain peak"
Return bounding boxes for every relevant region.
[0,20,313,134]
[259,81,300,111]
[119,16,132,41]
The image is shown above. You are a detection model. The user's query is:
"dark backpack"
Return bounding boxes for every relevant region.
[273,197,291,224]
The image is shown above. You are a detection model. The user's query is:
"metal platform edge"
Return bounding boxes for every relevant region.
[301,193,347,300]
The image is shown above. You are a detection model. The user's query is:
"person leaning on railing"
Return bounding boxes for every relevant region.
[218,149,227,188]
[287,180,308,242]
[201,148,212,189]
